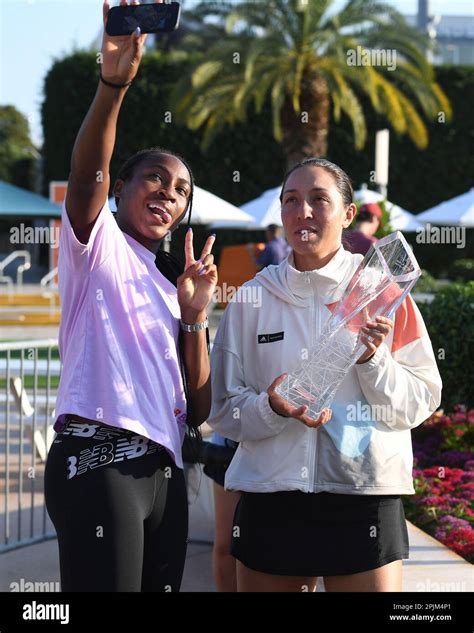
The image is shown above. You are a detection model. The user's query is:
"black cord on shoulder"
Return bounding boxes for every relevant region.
[155,247,206,462]
[155,249,184,287]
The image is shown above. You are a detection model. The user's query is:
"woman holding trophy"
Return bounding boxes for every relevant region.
[208,158,442,592]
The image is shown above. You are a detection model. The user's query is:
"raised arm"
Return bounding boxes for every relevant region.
[66,0,152,242]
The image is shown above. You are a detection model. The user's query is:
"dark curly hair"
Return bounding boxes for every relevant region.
[114,147,194,228]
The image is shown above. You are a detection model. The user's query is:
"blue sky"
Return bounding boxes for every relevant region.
[1,0,472,145]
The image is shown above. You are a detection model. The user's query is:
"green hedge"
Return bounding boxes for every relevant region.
[41,51,286,208]
[415,269,442,294]
[406,231,474,279]
[448,258,474,282]
[328,66,474,213]
[42,54,473,210]
[41,54,474,269]
[418,282,474,410]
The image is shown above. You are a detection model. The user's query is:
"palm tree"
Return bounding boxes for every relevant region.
[154,0,229,53]
[171,0,451,168]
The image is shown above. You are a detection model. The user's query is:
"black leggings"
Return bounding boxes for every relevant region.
[44,417,188,592]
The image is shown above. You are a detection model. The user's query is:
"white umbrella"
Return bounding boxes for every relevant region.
[240,186,283,228]
[353,185,385,205]
[416,189,474,227]
[387,203,423,232]
[187,186,255,225]
[354,185,422,232]
[109,185,254,226]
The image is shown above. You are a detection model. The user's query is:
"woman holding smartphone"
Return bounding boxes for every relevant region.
[208,158,442,592]
[45,0,217,592]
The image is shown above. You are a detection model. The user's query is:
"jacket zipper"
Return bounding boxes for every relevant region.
[306,272,318,493]
[312,293,322,492]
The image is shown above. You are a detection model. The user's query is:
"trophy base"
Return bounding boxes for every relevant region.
[275,375,324,421]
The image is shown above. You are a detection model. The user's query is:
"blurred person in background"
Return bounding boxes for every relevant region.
[344,202,383,255]
[256,224,291,268]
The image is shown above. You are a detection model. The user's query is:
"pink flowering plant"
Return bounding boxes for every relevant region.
[404,405,474,562]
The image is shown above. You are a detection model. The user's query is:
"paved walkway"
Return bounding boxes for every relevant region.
[1,477,472,592]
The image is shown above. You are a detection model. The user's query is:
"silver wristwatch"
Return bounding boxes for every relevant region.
[180,317,209,333]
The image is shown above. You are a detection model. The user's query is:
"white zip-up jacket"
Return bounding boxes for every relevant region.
[208,246,442,495]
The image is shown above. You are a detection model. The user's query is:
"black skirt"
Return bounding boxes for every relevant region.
[231,490,409,577]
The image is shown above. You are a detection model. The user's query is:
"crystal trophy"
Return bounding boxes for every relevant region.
[275,231,421,419]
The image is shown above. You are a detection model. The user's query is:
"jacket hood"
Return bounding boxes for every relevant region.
[255,246,363,307]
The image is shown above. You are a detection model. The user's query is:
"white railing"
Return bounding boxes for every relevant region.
[40,267,58,288]
[0,251,31,287]
[0,339,59,552]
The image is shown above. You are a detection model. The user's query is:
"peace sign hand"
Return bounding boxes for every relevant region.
[177,229,218,322]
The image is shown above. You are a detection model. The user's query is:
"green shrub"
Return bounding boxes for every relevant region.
[419,282,474,409]
[415,269,442,294]
[41,55,474,271]
[449,259,474,282]
[41,51,286,206]
[41,55,474,212]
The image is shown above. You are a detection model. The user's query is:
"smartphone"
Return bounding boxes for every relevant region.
[105,2,181,35]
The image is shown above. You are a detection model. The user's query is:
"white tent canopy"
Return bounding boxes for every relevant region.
[240,186,283,228]
[232,184,422,232]
[416,189,474,227]
[109,185,254,226]
[354,185,422,232]
[387,204,423,232]
[353,185,385,205]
